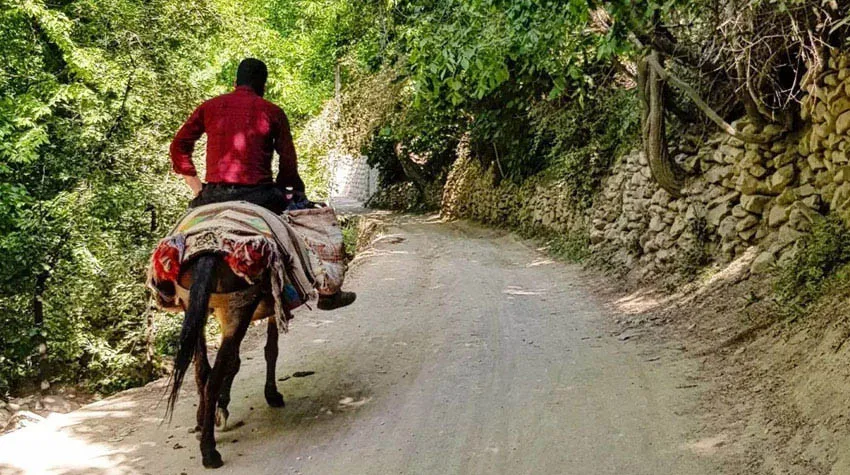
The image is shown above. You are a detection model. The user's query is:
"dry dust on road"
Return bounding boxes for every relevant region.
[0,216,720,475]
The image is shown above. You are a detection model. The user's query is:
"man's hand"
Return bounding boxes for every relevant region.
[183,175,203,197]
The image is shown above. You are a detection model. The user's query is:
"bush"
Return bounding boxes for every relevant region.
[776,214,850,308]
[546,232,591,263]
[529,90,641,209]
[154,313,185,358]
[674,216,712,280]
[339,215,361,260]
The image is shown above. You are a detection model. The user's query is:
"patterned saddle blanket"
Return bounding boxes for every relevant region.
[147,202,344,332]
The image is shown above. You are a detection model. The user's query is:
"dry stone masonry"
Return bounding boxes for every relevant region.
[327,152,380,202]
[441,54,850,281]
[442,147,586,237]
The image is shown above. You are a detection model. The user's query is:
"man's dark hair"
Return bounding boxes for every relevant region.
[236,58,268,96]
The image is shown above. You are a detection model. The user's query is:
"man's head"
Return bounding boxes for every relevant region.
[236,58,268,96]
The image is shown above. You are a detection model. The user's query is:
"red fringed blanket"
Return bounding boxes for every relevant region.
[147,202,321,332]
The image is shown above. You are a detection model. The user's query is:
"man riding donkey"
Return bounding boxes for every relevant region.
[171,57,355,311]
[148,58,355,468]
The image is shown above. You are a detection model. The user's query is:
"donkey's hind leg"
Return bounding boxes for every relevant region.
[215,353,240,430]
[193,332,211,433]
[199,304,254,469]
[264,316,285,407]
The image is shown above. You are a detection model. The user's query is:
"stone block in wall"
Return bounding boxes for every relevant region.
[706,149,726,164]
[768,204,791,227]
[738,150,758,167]
[813,86,830,105]
[799,164,815,184]
[770,142,786,154]
[763,124,785,137]
[835,166,850,184]
[705,165,732,184]
[789,204,818,232]
[767,164,796,193]
[822,183,838,207]
[669,216,686,238]
[809,132,823,154]
[832,97,850,116]
[740,194,771,214]
[651,188,672,205]
[751,250,776,274]
[826,133,843,153]
[796,184,817,197]
[680,154,700,173]
[824,155,836,172]
[736,214,759,232]
[825,73,840,87]
[798,136,811,156]
[718,216,738,240]
[732,204,750,218]
[814,122,834,140]
[828,83,847,105]
[739,228,758,242]
[774,151,797,168]
[659,233,676,250]
[831,182,850,212]
[706,191,739,216]
[642,235,659,253]
[815,170,835,187]
[837,110,850,134]
[683,178,707,196]
[800,194,821,210]
[776,225,804,248]
[812,94,824,119]
[590,230,605,245]
[749,164,769,178]
[738,171,761,195]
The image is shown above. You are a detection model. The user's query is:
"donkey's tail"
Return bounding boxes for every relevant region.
[165,254,217,420]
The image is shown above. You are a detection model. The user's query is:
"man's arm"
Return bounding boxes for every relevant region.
[170,104,206,195]
[182,175,203,196]
[274,108,306,193]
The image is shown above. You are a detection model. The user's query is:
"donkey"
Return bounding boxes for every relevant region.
[165,253,290,469]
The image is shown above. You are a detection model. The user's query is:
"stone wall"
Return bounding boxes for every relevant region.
[327,152,380,202]
[367,181,444,211]
[442,54,850,281]
[442,149,587,237]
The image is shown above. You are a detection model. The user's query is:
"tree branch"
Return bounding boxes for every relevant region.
[643,53,769,143]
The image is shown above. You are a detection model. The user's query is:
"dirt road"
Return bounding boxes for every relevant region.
[0,216,720,474]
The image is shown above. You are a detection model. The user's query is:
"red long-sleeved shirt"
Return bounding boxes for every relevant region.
[170,85,304,191]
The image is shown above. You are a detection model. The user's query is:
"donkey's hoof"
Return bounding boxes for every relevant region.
[265,390,285,408]
[202,449,224,469]
[215,407,229,430]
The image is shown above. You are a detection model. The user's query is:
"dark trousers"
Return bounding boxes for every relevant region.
[189,183,287,214]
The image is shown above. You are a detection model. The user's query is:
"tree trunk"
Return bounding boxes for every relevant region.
[397,151,431,192]
[639,51,686,197]
[33,270,49,393]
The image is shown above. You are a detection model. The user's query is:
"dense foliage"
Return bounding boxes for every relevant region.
[336,0,847,198]
[777,215,850,311]
[0,0,360,395]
